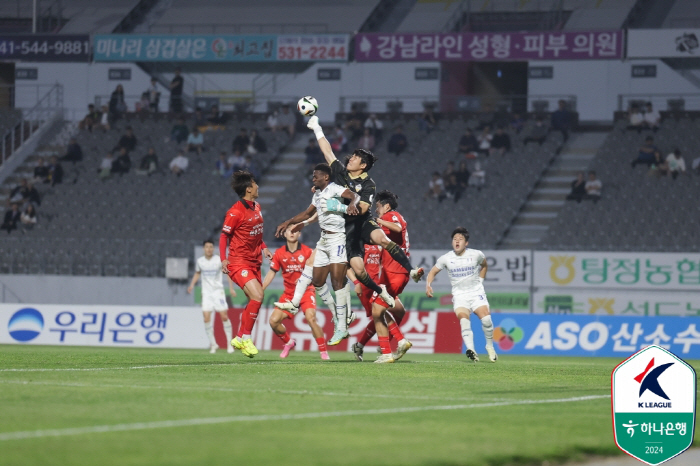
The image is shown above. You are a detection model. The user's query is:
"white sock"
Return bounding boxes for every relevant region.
[460,317,474,351]
[204,320,217,346]
[343,281,353,317]
[335,287,349,331]
[222,320,233,346]
[241,334,250,341]
[316,284,336,315]
[481,315,494,346]
[292,265,313,307]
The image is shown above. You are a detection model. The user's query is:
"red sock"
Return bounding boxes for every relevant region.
[236,312,247,338]
[388,321,404,342]
[277,331,291,344]
[243,300,262,334]
[316,337,327,352]
[378,335,391,355]
[359,321,376,346]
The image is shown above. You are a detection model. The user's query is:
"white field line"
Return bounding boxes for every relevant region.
[0,395,610,441]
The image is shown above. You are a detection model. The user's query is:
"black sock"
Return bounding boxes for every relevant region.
[385,241,413,273]
[356,270,382,294]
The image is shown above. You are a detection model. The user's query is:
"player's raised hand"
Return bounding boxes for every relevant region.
[275,221,289,237]
[426,283,434,298]
[307,115,321,131]
[290,223,305,233]
[346,203,359,215]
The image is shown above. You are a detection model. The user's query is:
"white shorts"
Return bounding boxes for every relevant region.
[453,293,489,314]
[202,289,228,312]
[314,231,347,267]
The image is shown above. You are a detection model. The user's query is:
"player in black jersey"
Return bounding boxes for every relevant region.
[305,115,424,340]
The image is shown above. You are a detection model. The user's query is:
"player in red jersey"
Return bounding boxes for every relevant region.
[263,228,330,360]
[364,191,414,363]
[220,171,272,358]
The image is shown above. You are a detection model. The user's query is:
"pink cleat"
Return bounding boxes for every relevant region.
[280,340,296,358]
[320,351,330,360]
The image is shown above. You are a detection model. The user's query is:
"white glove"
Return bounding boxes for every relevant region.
[307,115,321,131]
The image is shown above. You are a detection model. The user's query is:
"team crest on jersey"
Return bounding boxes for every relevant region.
[298,254,304,262]
[355,185,362,192]
[241,270,248,277]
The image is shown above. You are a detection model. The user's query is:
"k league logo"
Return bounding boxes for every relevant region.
[612,345,696,465]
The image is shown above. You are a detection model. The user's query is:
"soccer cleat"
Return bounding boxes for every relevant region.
[351,343,364,362]
[227,345,234,354]
[328,328,349,346]
[274,300,299,315]
[231,338,244,351]
[320,351,330,360]
[374,353,395,364]
[280,339,296,358]
[465,349,480,362]
[486,344,498,362]
[346,309,356,326]
[393,339,413,361]
[238,338,258,358]
[410,267,425,283]
[209,344,217,354]
[376,346,382,354]
[378,285,395,308]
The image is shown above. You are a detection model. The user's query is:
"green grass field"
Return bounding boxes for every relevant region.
[0,346,697,466]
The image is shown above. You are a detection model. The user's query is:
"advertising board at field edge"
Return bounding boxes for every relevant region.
[627,28,700,58]
[0,35,90,62]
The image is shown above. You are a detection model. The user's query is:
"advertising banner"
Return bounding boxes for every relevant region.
[0,35,90,62]
[94,34,349,62]
[627,29,700,58]
[533,289,700,316]
[533,251,700,291]
[0,304,209,348]
[475,314,700,358]
[354,30,623,62]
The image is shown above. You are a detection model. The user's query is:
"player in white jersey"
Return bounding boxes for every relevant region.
[275,163,361,344]
[425,227,497,362]
[187,239,237,353]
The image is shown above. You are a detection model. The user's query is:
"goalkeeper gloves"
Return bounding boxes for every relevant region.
[307,116,325,140]
[321,198,348,214]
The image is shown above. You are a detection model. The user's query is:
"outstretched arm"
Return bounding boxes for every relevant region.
[262,269,277,290]
[307,116,337,164]
[276,204,317,237]
[425,266,441,298]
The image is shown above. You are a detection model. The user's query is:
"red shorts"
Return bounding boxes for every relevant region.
[359,283,374,317]
[276,289,316,319]
[228,264,262,290]
[372,272,410,309]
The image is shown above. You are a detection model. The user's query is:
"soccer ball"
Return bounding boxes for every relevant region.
[297,96,318,116]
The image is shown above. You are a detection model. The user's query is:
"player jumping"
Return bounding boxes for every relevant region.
[220,171,272,358]
[187,239,237,354]
[275,163,360,345]
[425,227,497,363]
[262,228,330,360]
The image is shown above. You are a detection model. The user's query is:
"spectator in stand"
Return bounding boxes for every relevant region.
[387,126,408,157]
[424,172,446,202]
[419,108,436,133]
[98,152,114,179]
[228,149,245,172]
[206,105,225,128]
[477,126,492,156]
[136,147,159,176]
[112,147,132,175]
[60,138,83,163]
[459,128,478,158]
[170,118,189,144]
[330,125,347,153]
[247,129,267,154]
[97,105,110,131]
[9,179,29,204]
[186,127,204,155]
[584,171,602,203]
[490,127,511,157]
[1,203,21,234]
[169,151,189,176]
[551,99,571,142]
[25,182,40,207]
[215,152,229,177]
[443,161,455,181]
[116,126,137,153]
[364,113,383,142]
[343,105,365,140]
[232,128,250,154]
[566,172,586,203]
[20,204,37,231]
[193,108,207,129]
[108,84,126,123]
[266,110,279,132]
[357,128,375,151]
[509,113,525,134]
[692,156,700,175]
[524,118,548,146]
[643,102,661,132]
[632,136,662,168]
[33,157,49,184]
[469,161,486,190]
[169,68,184,113]
[626,106,645,133]
[304,138,322,166]
[47,156,63,186]
[276,104,296,137]
[79,104,101,131]
[148,77,160,113]
[454,161,470,202]
[444,173,459,201]
[137,92,150,114]
[661,149,686,180]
